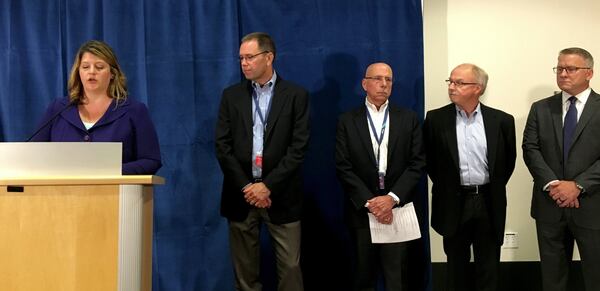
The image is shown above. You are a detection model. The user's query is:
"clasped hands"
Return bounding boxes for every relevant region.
[243,182,272,208]
[366,195,396,225]
[548,180,581,208]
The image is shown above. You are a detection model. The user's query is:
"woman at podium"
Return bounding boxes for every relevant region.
[30,40,162,175]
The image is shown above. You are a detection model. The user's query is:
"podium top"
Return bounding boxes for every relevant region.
[0,142,122,177]
[0,175,165,186]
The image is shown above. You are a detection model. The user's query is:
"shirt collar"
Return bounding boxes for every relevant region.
[365,97,389,112]
[455,102,481,117]
[252,71,277,89]
[562,87,591,105]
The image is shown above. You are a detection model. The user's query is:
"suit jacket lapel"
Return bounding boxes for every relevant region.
[94,99,129,128]
[265,79,285,140]
[442,105,460,172]
[572,90,600,145]
[240,81,254,139]
[387,105,399,162]
[550,94,564,155]
[354,106,377,167]
[61,101,86,131]
[60,98,130,131]
[481,104,498,176]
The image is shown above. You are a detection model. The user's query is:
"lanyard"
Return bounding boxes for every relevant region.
[366,106,389,169]
[252,89,272,130]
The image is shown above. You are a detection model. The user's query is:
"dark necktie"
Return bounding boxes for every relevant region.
[563,96,578,162]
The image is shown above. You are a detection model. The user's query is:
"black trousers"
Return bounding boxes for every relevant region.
[443,193,500,291]
[350,227,409,291]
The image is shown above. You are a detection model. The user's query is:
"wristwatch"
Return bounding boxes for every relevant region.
[387,193,400,205]
[575,182,585,193]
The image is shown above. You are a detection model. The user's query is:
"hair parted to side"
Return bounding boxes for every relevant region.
[559,47,594,68]
[68,40,127,104]
[241,32,276,59]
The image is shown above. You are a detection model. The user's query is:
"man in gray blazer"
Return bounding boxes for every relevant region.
[523,47,600,291]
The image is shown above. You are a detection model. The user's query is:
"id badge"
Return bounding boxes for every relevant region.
[255,152,263,168]
[378,172,385,190]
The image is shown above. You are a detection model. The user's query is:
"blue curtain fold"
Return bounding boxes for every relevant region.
[0,1,427,290]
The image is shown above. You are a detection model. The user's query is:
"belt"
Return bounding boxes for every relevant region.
[459,184,489,195]
[253,178,263,183]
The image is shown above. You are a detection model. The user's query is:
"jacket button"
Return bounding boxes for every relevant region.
[83,135,91,142]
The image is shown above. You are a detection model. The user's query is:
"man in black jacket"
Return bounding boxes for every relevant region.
[424,63,516,291]
[336,62,425,291]
[215,32,309,291]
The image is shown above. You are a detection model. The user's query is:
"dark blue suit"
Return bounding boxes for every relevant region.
[32,97,162,175]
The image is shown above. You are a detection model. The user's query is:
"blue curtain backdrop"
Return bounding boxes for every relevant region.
[0,1,428,290]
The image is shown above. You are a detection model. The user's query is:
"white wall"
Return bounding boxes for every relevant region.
[423,0,600,262]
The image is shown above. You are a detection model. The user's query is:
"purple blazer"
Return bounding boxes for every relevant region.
[32,97,162,175]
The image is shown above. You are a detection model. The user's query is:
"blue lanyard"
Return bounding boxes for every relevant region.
[252,89,272,130]
[366,106,389,169]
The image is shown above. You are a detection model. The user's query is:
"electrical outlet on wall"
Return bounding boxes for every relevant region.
[503,232,518,248]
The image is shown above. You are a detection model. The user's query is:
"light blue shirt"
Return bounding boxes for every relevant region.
[251,71,277,178]
[456,103,489,186]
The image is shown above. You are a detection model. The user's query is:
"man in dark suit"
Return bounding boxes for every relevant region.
[523,47,600,291]
[215,32,309,291]
[424,63,516,291]
[336,62,425,291]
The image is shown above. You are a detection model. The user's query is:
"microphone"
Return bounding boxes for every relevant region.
[26,100,77,142]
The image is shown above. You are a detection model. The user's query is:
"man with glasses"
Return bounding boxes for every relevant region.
[215,32,309,291]
[523,47,600,291]
[424,63,516,291]
[336,62,425,290]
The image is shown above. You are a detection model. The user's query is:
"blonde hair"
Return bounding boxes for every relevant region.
[68,40,127,104]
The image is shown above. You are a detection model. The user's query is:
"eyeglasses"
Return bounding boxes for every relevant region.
[445,79,478,87]
[239,51,269,62]
[364,76,393,83]
[553,66,591,74]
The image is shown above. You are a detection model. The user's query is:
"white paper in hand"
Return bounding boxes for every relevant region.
[368,202,421,243]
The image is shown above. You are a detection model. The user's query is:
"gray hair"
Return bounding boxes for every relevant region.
[559,47,594,68]
[460,63,488,94]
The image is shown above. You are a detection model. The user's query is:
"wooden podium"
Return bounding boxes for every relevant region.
[0,175,164,291]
